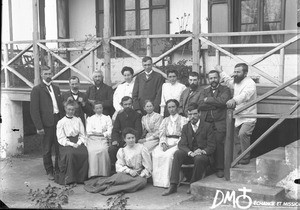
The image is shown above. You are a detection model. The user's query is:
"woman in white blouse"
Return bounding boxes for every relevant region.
[112,66,135,120]
[152,99,188,188]
[55,100,88,185]
[160,69,186,117]
[84,127,152,195]
[138,100,163,153]
[86,101,113,177]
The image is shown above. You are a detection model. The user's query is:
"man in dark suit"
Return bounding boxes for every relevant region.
[163,103,215,196]
[86,70,114,117]
[108,96,143,174]
[179,71,203,117]
[62,76,93,127]
[30,66,64,180]
[199,70,231,178]
[132,56,165,115]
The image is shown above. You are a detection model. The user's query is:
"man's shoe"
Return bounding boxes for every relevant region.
[239,159,250,165]
[216,170,224,178]
[47,172,55,180]
[162,184,177,196]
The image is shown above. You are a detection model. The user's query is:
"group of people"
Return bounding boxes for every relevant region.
[30,56,257,196]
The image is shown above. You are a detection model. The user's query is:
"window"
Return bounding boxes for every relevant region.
[233,0,285,44]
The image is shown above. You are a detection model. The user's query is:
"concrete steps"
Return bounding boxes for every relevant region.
[191,175,285,202]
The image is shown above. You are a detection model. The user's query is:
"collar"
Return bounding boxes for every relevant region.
[71,90,79,95]
[145,70,153,75]
[170,113,179,122]
[191,119,200,128]
[147,111,155,117]
[66,115,73,119]
[211,84,220,90]
[43,80,52,86]
[95,113,102,117]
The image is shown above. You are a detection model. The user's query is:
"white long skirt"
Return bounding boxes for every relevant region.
[86,136,111,178]
[152,138,179,188]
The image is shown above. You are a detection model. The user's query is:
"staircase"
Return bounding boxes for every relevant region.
[190,140,300,202]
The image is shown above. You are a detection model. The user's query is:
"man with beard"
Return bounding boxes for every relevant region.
[108,96,143,174]
[199,70,231,178]
[132,56,165,115]
[215,63,257,165]
[62,76,93,127]
[179,71,203,117]
[30,66,64,180]
[86,70,114,117]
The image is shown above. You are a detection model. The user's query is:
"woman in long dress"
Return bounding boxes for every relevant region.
[160,69,186,117]
[55,100,88,185]
[86,101,112,178]
[84,127,152,195]
[152,99,188,188]
[138,100,163,153]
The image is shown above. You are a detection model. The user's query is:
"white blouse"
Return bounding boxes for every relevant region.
[160,82,186,115]
[113,80,135,112]
[56,116,86,146]
[86,114,113,138]
[116,144,152,178]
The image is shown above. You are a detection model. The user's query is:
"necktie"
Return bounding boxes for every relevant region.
[47,85,52,92]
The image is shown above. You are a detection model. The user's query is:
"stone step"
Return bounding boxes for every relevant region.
[230,159,259,185]
[191,175,285,204]
[256,147,293,186]
[285,139,300,168]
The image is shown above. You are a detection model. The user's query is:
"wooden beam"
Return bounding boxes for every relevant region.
[153,37,192,64]
[224,109,234,180]
[219,43,280,48]
[279,48,285,83]
[110,40,167,78]
[3,44,10,88]
[235,114,299,119]
[32,0,40,85]
[216,49,220,65]
[146,38,152,57]
[103,0,111,85]
[199,36,299,97]
[8,0,13,52]
[6,44,33,66]
[231,101,300,167]
[192,0,201,73]
[249,34,300,66]
[6,65,34,88]
[234,75,300,115]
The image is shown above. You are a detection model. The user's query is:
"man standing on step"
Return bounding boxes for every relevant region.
[30,66,64,180]
[162,103,215,196]
[199,70,231,178]
[132,56,165,115]
[215,64,257,165]
[62,76,93,127]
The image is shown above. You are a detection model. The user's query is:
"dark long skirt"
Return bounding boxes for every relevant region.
[55,144,89,185]
[84,172,147,195]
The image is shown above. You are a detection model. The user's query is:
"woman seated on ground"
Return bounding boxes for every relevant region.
[84,127,152,195]
[86,101,112,178]
[55,100,88,185]
[152,99,188,188]
[138,100,163,153]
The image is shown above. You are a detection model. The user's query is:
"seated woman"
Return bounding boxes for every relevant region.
[55,100,88,185]
[138,100,163,153]
[84,127,152,195]
[152,99,188,188]
[86,101,113,178]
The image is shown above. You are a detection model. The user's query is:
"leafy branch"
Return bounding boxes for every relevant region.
[106,193,129,210]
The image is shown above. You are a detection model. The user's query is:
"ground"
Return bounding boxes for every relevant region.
[0,154,297,210]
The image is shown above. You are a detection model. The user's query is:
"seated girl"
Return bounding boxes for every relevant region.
[55,100,88,185]
[152,99,188,188]
[86,101,112,178]
[84,127,152,195]
[138,100,163,153]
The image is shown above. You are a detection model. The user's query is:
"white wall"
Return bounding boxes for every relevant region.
[169,0,208,34]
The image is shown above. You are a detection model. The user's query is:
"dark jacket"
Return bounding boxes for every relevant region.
[199,84,231,132]
[132,71,165,113]
[111,108,143,147]
[86,83,114,116]
[179,86,203,117]
[30,82,64,130]
[178,121,216,164]
[61,90,93,126]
